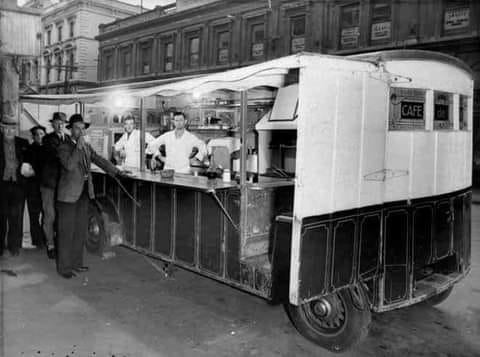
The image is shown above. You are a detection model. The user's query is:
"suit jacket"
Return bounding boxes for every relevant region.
[0,133,29,185]
[25,142,45,186]
[41,132,70,189]
[57,137,120,203]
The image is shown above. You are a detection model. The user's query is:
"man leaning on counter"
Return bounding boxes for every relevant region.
[114,114,154,169]
[147,112,207,174]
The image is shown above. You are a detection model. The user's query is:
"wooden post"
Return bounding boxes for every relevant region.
[0,55,20,126]
[239,90,248,258]
[139,96,146,172]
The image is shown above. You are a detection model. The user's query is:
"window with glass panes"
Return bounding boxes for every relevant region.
[370,0,391,43]
[69,21,75,38]
[217,31,230,64]
[45,56,51,84]
[68,51,74,79]
[46,29,51,45]
[290,15,306,53]
[250,23,265,60]
[188,36,200,68]
[57,25,63,42]
[339,3,360,49]
[119,47,132,77]
[140,42,153,74]
[56,53,62,81]
[163,41,174,72]
[105,51,114,80]
[444,0,470,33]
[459,95,469,130]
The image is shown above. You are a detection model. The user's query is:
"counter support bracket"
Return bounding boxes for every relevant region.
[208,190,239,232]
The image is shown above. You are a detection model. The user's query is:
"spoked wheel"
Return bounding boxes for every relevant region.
[86,202,107,254]
[424,286,454,306]
[285,287,371,353]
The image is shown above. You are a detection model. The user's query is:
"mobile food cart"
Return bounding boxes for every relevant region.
[21,50,473,352]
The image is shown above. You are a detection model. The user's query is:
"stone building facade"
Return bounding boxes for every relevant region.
[21,0,141,94]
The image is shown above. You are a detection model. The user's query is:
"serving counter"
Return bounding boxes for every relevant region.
[90,165,294,298]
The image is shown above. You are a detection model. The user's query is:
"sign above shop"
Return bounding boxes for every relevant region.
[341,27,359,48]
[444,7,470,31]
[371,21,391,41]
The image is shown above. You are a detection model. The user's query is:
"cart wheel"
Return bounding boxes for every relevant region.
[425,286,454,306]
[285,287,371,353]
[86,202,107,254]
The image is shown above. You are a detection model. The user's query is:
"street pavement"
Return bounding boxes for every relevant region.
[1,206,479,357]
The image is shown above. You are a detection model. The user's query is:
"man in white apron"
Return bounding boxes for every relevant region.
[147,112,206,174]
[114,115,154,169]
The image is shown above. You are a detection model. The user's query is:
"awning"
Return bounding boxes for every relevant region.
[20,54,305,105]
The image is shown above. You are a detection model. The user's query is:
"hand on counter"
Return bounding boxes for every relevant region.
[117,169,133,178]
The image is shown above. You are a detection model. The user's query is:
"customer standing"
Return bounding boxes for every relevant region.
[0,118,29,257]
[56,114,127,278]
[41,112,68,259]
[25,125,47,248]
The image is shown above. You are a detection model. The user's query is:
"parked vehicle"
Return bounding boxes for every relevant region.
[21,50,473,352]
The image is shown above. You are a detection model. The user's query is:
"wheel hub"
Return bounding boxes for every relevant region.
[312,299,332,318]
[303,293,347,333]
[89,217,100,236]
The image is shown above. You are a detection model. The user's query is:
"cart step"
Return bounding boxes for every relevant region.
[413,272,462,298]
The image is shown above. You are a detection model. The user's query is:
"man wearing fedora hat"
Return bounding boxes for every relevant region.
[0,117,29,257]
[41,112,69,259]
[25,125,47,248]
[56,114,128,278]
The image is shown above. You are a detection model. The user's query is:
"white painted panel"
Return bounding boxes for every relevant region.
[436,132,465,194]
[0,10,41,56]
[331,71,364,212]
[384,132,411,202]
[410,132,436,198]
[358,75,388,207]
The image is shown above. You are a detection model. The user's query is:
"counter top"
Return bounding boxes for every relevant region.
[92,166,294,191]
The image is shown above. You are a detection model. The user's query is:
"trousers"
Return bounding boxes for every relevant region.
[40,186,56,247]
[26,181,45,246]
[0,181,26,255]
[56,184,89,274]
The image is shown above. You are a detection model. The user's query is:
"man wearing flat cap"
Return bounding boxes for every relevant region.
[41,112,69,259]
[25,125,47,248]
[56,114,128,278]
[0,118,29,257]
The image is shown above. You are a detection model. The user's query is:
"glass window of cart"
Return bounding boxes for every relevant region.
[459,95,469,130]
[434,91,453,130]
[389,87,426,131]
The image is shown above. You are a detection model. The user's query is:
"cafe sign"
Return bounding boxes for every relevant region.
[444,8,470,30]
[389,88,426,131]
[371,21,391,41]
[340,27,359,47]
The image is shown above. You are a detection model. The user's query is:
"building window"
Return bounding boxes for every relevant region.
[67,51,74,79]
[104,51,114,80]
[459,95,469,130]
[163,41,174,72]
[370,0,391,43]
[250,23,265,60]
[339,3,360,49]
[57,25,63,42]
[45,56,51,84]
[290,15,306,53]
[34,60,39,81]
[216,31,230,65]
[46,29,51,45]
[119,46,132,77]
[69,21,75,38]
[140,42,153,74]
[188,36,200,68]
[56,53,63,81]
[444,0,470,34]
[434,91,453,130]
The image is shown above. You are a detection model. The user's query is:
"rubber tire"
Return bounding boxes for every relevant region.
[86,202,107,254]
[285,288,371,353]
[424,286,454,306]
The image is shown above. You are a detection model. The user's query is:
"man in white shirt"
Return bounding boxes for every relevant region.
[147,112,206,174]
[114,115,154,169]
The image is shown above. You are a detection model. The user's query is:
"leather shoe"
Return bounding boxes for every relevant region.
[73,266,89,273]
[59,272,76,279]
[47,248,56,260]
